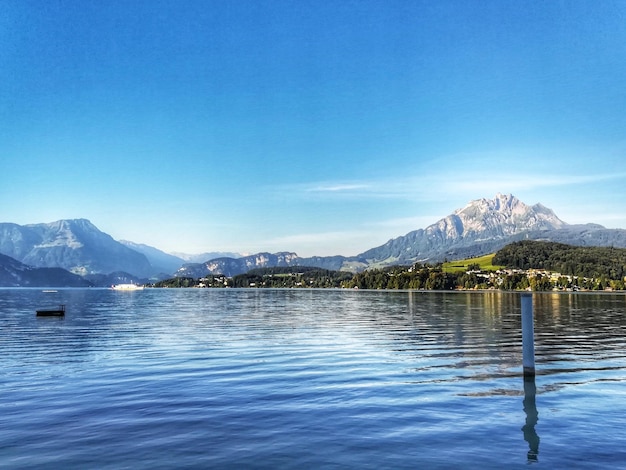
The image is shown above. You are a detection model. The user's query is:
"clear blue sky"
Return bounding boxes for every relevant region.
[2,0,626,257]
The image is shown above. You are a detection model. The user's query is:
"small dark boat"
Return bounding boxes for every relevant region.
[36,304,66,317]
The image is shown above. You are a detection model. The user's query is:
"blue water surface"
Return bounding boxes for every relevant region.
[1,289,625,469]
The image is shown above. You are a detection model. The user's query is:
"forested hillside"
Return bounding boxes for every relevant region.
[493,241,626,280]
[156,266,353,288]
[232,266,353,288]
[152,241,626,291]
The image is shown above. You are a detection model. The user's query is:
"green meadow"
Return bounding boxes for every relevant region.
[442,253,504,273]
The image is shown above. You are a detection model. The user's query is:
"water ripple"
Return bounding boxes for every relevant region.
[0,289,625,468]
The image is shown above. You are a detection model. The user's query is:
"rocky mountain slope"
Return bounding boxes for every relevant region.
[119,240,185,274]
[358,193,570,264]
[178,252,301,278]
[523,224,626,247]
[176,252,298,278]
[0,219,154,277]
[175,251,367,278]
[0,253,91,287]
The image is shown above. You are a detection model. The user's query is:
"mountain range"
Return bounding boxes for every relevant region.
[0,252,90,287]
[1,193,626,284]
[360,193,567,263]
[0,219,155,278]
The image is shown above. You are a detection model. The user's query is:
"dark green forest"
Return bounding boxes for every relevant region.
[154,267,353,289]
[493,241,626,280]
[232,267,353,288]
[341,264,459,290]
[153,276,200,288]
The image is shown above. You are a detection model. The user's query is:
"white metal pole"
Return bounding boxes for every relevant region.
[521,293,535,377]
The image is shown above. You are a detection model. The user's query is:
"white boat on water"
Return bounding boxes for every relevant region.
[111,283,145,291]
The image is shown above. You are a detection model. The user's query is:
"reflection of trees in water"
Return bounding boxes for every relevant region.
[533,293,626,375]
[9,289,624,395]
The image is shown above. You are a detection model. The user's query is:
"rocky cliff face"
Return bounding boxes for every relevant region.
[0,219,153,277]
[177,252,301,278]
[451,193,566,238]
[358,193,568,264]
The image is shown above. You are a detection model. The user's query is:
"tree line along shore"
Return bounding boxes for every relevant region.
[153,241,626,292]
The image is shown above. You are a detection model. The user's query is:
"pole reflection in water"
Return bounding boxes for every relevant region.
[522,376,540,462]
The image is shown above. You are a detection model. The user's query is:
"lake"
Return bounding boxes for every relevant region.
[1,288,625,469]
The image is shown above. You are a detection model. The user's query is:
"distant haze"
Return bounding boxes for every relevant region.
[171,252,243,263]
